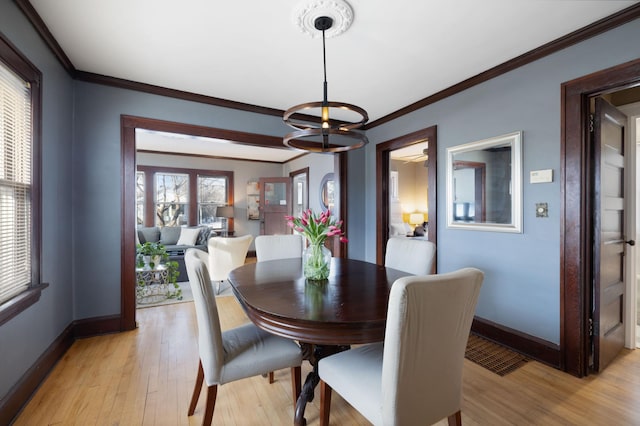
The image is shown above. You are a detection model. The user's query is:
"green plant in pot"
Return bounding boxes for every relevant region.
[135,242,182,300]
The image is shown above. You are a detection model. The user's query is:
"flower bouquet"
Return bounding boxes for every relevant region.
[285,209,348,281]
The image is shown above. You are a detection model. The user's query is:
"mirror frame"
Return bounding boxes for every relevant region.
[446,131,522,233]
[319,172,335,212]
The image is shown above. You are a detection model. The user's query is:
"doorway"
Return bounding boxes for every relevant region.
[618,101,640,349]
[561,57,640,377]
[375,126,437,265]
[119,116,346,330]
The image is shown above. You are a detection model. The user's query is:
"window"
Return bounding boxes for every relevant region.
[136,171,145,225]
[198,175,228,225]
[155,172,189,226]
[0,33,43,325]
[136,165,233,229]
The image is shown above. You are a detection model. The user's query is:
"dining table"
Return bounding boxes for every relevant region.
[228,257,411,426]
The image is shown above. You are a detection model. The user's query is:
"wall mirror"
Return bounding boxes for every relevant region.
[446,131,522,233]
[319,172,334,212]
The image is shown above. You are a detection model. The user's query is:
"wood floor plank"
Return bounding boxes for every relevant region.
[12,294,640,425]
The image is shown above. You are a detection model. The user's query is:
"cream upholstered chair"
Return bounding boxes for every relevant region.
[318,268,484,426]
[185,249,302,425]
[207,234,253,294]
[384,236,436,275]
[255,234,304,262]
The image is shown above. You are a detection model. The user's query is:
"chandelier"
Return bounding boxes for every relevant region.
[283,11,368,153]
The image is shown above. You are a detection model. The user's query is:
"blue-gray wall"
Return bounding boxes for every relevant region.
[2,0,640,403]
[0,0,74,398]
[72,82,291,319]
[363,20,640,343]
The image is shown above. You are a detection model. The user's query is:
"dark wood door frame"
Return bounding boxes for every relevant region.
[120,116,347,330]
[561,57,640,377]
[375,126,437,265]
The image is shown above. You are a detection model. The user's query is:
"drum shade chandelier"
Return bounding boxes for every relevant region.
[283,12,368,153]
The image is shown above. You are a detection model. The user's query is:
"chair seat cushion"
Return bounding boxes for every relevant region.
[319,343,384,425]
[220,323,302,384]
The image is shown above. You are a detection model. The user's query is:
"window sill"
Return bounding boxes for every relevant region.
[0,282,49,327]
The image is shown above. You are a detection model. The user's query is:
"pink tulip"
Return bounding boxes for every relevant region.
[340,236,348,243]
[287,221,295,228]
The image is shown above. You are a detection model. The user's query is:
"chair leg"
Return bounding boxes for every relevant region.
[291,366,302,408]
[216,281,221,294]
[202,384,218,426]
[448,410,462,426]
[319,380,332,426]
[268,371,274,383]
[188,360,205,416]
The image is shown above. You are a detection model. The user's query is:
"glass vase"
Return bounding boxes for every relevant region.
[303,243,331,281]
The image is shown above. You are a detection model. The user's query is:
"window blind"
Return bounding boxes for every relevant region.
[0,62,32,304]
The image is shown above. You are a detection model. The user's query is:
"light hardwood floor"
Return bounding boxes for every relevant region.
[13,296,640,425]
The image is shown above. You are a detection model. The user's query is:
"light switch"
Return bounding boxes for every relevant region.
[536,203,548,218]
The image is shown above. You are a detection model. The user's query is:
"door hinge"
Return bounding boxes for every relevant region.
[589,318,594,336]
[589,114,594,133]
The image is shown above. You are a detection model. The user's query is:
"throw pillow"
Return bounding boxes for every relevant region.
[195,227,211,245]
[160,226,181,245]
[177,227,200,246]
[138,227,160,244]
[389,223,405,236]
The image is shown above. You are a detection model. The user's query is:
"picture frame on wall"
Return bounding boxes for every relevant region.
[247,195,259,220]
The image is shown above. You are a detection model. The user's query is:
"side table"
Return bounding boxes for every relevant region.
[136,265,179,304]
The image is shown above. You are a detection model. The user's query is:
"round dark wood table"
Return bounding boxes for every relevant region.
[228,257,410,425]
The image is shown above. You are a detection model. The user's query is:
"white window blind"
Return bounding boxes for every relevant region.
[0,62,32,304]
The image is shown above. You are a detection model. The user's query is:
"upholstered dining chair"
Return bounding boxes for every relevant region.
[255,234,304,262]
[207,234,253,294]
[318,268,484,426]
[384,236,436,275]
[184,249,303,425]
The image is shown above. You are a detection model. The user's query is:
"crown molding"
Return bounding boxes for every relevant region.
[16,1,640,128]
[366,3,640,129]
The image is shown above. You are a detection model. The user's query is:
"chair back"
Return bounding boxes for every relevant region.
[381,268,483,425]
[185,249,225,385]
[384,237,436,275]
[255,234,304,262]
[207,234,253,282]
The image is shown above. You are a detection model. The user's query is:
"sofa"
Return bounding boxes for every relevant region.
[136,226,213,280]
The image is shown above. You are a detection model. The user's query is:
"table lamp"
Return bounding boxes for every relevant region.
[217,205,234,235]
[409,213,424,226]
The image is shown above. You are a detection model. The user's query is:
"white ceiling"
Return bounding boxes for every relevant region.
[29,0,638,160]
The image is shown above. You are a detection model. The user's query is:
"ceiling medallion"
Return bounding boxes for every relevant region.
[284,5,368,153]
[293,0,354,38]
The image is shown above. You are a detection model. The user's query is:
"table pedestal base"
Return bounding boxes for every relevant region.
[294,343,349,426]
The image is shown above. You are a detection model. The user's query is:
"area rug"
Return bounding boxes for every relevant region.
[464,334,529,376]
[136,280,234,309]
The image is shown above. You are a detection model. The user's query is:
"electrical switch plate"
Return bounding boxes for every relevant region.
[530,169,553,183]
[536,203,548,218]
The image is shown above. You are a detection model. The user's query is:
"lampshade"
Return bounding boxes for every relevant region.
[283,13,368,153]
[217,206,234,218]
[409,213,424,225]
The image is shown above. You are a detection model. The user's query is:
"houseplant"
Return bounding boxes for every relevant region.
[285,209,347,281]
[136,242,181,300]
